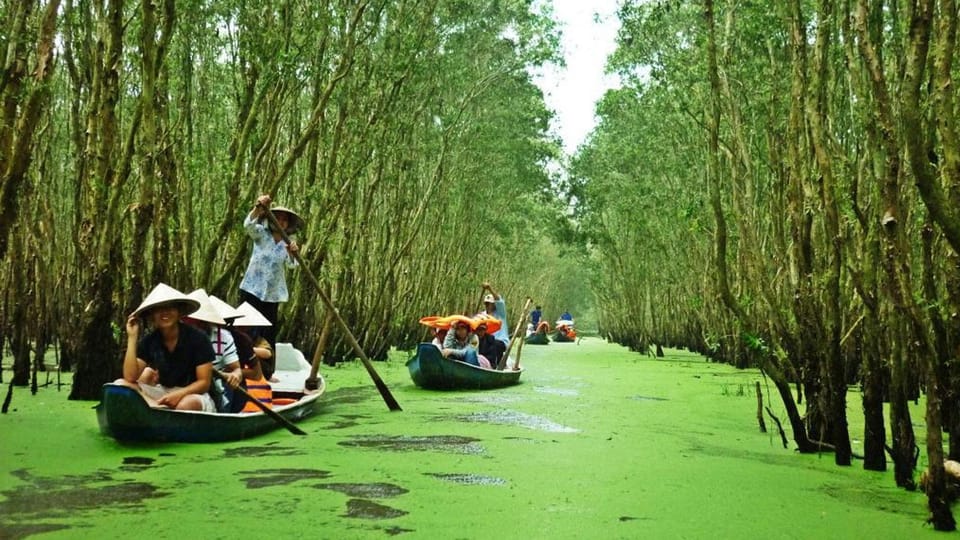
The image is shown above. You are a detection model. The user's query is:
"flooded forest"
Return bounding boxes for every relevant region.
[3,0,960,533]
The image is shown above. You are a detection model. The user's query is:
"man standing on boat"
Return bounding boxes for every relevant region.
[530,305,542,328]
[478,282,508,368]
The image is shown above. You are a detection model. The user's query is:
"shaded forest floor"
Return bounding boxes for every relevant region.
[0,339,941,538]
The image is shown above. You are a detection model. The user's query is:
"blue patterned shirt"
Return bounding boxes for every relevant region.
[239,214,298,302]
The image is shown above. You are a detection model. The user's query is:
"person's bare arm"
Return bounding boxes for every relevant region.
[482,281,501,300]
[123,315,147,383]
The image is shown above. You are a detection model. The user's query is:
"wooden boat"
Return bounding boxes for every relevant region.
[525,332,550,345]
[552,329,575,342]
[96,377,324,443]
[406,343,523,390]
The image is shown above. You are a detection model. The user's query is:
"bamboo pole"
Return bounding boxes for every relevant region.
[498,297,532,370]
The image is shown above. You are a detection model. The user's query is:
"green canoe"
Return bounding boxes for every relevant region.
[96,380,323,443]
[406,343,523,390]
[525,332,550,345]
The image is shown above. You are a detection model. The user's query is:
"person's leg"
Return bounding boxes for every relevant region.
[493,340,506,368]
[239,291,279,348]
[177,393,216,412]
[228,381,248,413]
[239,290,263,341]
[463,348,480,367]
[259,302,279,347]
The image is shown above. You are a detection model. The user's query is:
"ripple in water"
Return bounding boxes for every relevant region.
[457,410,579,433]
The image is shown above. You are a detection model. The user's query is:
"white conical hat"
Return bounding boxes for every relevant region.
[209,294,243,321]
[233,302,272,327]
[131,283,200,318]
[184,289,227,325]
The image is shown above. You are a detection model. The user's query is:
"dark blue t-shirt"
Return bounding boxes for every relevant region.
[531,309,542,326]
[136,323,215,388]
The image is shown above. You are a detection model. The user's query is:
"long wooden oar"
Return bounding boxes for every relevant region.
[258,203,402,411]
[497,297,533,370]
[213,370,306,436]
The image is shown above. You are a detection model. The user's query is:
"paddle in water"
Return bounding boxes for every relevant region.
[257,203,402,411]
[213,370,307,436]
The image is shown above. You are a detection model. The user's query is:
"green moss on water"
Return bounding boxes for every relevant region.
[0,340,942,538]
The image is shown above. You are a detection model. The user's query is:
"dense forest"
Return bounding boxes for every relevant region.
[574,0,960,530]
[3,0,960,530]
[0,0,592,395]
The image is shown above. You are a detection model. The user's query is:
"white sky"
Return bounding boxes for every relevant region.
[532,1,622,155]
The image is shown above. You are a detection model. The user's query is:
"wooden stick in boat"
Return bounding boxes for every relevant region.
[306,311,333,391]
[497,297,532,370]
[258,203,402,411]
[213,370,307,436]
[513,314,528,371]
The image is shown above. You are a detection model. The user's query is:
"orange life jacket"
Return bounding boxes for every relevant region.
[241,377,273,413]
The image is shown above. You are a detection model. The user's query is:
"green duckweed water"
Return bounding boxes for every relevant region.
[0,339,940,538]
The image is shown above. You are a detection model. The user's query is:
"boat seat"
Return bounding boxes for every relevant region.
[274,342,311,371]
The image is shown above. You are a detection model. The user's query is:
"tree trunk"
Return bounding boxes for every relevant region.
[0,0,61,261]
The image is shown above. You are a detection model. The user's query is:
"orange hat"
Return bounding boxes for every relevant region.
[446,315,474,330]
[471,317,502,334]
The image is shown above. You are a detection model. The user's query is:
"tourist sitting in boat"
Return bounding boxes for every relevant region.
[442,316,483,367]
[555,320,576,339]
[117,283,217,412]
[431,327,448,350]
[183,289,245,413]
[233,301,276,381]
[474,317,503,369]
[210,293,276,413]
[477,282,508,363]
[560,310,573,322]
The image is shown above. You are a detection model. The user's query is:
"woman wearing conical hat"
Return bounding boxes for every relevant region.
[238,194,303,350]
[117,283,217,412]
[183,289,244,413]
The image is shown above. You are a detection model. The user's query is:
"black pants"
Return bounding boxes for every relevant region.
[239,290,280,349]
[480,339,507,368]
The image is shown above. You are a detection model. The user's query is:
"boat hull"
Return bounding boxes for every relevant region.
[96,381,322,443]
[552,331,575,342]
[525,333,550,345]
[406,343,522,390]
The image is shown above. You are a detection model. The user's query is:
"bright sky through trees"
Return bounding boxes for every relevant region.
[532,0,622,154]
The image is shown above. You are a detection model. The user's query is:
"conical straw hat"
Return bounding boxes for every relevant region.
[131,283,200,318]
[270,206,305,233]
[184,289,227,326]
[233,302,272,327]
[209,294,243,321]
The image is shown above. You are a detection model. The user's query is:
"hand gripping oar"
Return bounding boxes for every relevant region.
[258,203,402,411]
[213,370,306,436]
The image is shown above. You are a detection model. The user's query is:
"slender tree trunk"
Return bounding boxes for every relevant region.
[854,0,925,491]
[805,0,850,465]
[69,0,126,400]
[0,0,61,261]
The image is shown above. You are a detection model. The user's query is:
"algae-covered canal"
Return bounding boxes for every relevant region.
[0,339,938,538]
